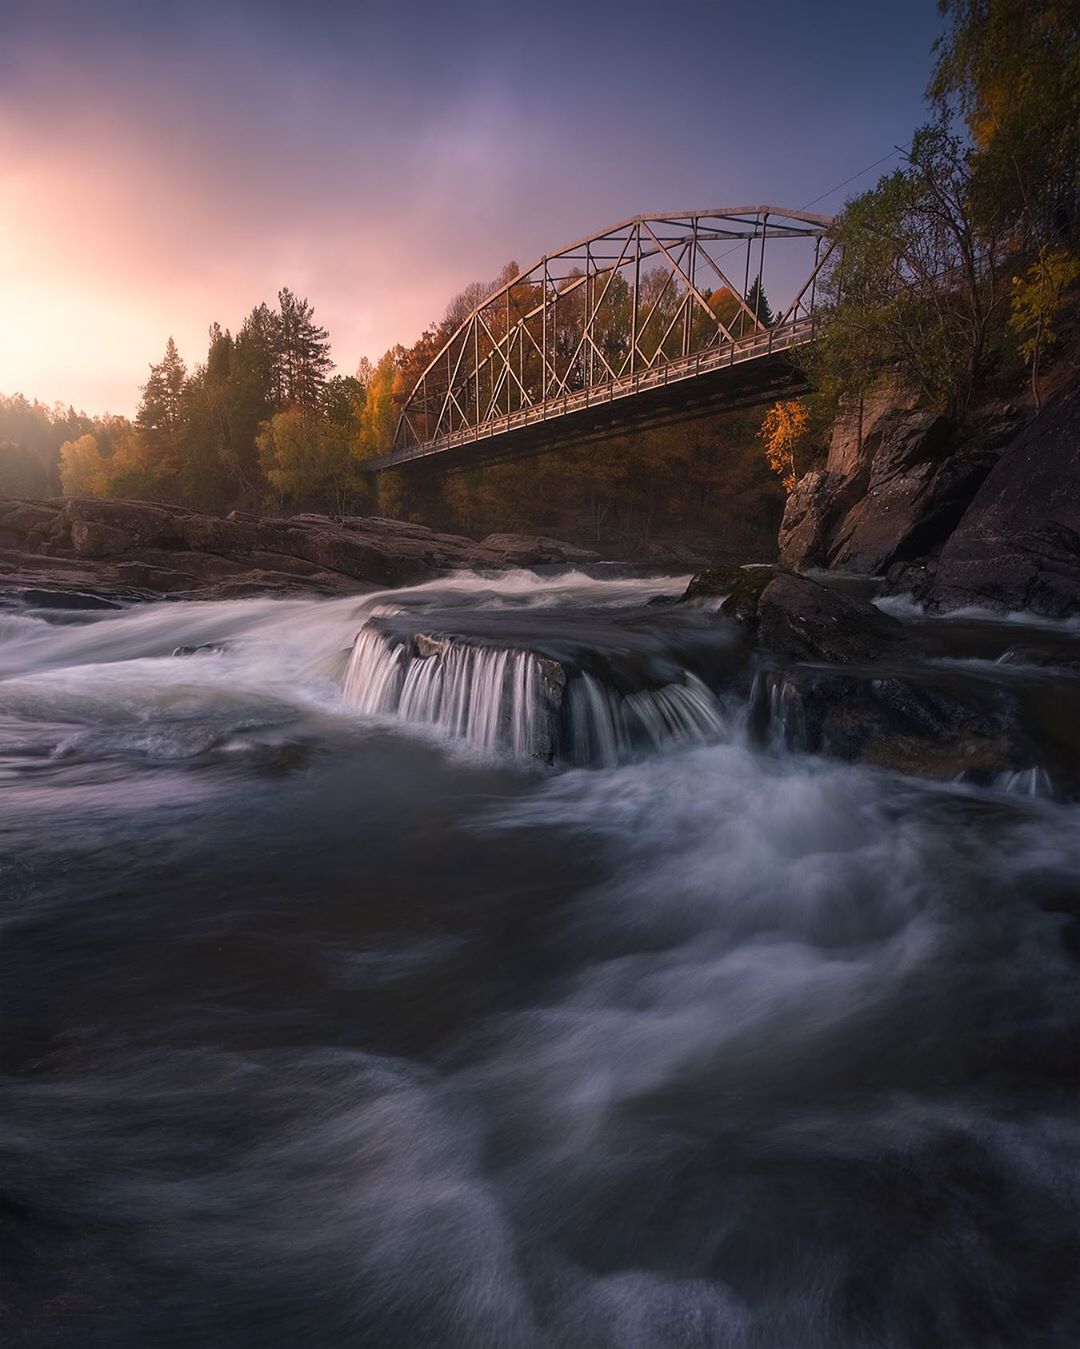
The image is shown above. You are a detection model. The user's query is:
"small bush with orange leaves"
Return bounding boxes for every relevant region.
[759,400,810,494]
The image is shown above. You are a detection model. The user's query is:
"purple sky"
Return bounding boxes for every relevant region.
[1,0,942,415]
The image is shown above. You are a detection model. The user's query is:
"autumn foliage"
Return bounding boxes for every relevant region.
[759,400,809,494]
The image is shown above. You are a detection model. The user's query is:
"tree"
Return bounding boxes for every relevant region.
[807,120,1008,418]
[443,262,516,328]
[759,400,811,493]
[930,0,1080,250]
[1009,247,1080,407]
[133,337,187,497]
[256,409,368,518]
[275,287,332,411]
[222,302,280,501]
[320,374,365,427]
[58,433,110,496]
[1,394,89,495]
[100,424,167,500]
[137,337,187,442]
[746,278,774,327]
[356,350,402,462]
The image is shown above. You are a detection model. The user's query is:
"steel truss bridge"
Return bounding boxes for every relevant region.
[366,206,834,473]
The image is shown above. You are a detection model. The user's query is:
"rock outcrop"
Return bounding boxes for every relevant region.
[753,571,914,665]
[723,569,1039,786]
[0,496,600,603]
[922,377,1080,619]
[778,397,1020,575]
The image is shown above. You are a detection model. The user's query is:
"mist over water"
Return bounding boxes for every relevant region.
[2,571,1079,1348]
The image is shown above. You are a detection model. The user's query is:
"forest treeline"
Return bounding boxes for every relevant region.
[1,267,787,551]
[2,0,1077,542]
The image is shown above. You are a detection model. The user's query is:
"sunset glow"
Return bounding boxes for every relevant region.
[2,0,939,414]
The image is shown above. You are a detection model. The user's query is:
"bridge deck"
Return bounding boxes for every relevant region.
[365,316,816,473]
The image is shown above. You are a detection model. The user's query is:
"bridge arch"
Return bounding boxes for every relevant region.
[373,206,834,472]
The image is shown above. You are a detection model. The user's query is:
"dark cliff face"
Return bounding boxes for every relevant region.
[922,377,1080,618]
[778,400,1021,578]
[775,372,1080,621]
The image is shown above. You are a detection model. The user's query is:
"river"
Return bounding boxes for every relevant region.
[2,570,1079,1348]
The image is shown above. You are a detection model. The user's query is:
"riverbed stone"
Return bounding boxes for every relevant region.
[755,572,913,664]
[70,520,134,558]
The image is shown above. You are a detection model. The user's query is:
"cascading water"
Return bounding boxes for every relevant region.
[342,618,730,765]
[343,622,555,759]
[995,764,1054,797]
[5,567,1080,1349]
[566,671,729,766]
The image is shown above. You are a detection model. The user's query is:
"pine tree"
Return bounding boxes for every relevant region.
[746,278,775,327]
[275,288,332,410]
[137,337,187,439]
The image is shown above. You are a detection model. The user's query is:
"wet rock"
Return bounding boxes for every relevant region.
[8,587,125,611]
[0,501,62,548]
[479,534,601,566]
[305,531,431,585]
[113,561,196,593]
[752,665,1029,784]
[0,496,597,601]
[778,395,1024,578]
[755,572,914,665]
[777,470,835,569]
[719,565,784,623]
[171,643,226,657]
[680,565,743,602]
[62,498,187,549]
[825,411,966,574]
[181,514,258,555]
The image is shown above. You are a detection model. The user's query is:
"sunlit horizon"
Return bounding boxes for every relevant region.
[1,0,940,416]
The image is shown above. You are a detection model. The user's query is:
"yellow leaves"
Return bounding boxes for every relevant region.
[58,434,109,496]
[58,428,163,497]
[759,400,809,495]
[1009,247,1080,361]
[356,350,401,460]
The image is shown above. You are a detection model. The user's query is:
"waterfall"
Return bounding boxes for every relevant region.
[343,622,729,766]
[749,670,808,751]
[565,673,729,767]
[343,623,555,760]
[994,766,1053,798]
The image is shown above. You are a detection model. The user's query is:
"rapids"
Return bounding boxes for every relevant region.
[2,568,1079,1348]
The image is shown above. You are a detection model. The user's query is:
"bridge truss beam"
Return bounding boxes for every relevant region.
[376,206,834,471]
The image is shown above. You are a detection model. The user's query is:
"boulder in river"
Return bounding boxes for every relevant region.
[732,571,1052,787]
[754,572,915,665]
[750,664,1030,784]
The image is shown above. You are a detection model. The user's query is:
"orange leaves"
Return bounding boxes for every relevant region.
[758,400,809,495]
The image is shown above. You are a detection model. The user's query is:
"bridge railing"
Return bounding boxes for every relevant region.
[380,315,816,467]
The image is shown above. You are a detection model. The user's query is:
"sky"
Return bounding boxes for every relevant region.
[0,0,943,416]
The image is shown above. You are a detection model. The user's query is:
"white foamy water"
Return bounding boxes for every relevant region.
[0,571,700,767]
[3,569,1080,1347]
[342,619,730,764]
[876,591,1080,632]
[344,624,551,757]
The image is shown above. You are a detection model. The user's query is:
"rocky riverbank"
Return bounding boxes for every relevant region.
[776,373,1080,619]
[0,496,601,606]
[682,366,1080,796]
[680,564,1080,795]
